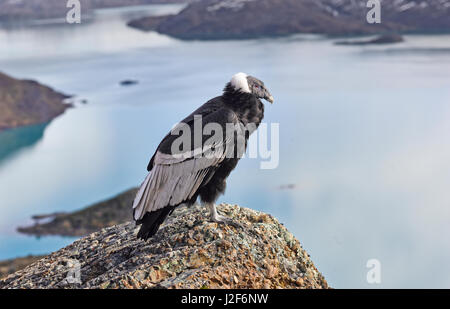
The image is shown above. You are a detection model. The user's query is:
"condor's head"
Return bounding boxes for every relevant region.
[227,72,274,104]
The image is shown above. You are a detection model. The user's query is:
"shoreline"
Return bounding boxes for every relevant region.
[17,188,138,237]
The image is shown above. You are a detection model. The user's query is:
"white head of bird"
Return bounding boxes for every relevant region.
[230,72,274,104]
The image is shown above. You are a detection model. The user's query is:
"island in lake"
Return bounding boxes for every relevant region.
[0,72,71,132]
[17,188,138,237]
[128,0,450,40]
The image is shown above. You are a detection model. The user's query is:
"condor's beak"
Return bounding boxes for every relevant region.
[262,86,274,104]
[263,89,274,104]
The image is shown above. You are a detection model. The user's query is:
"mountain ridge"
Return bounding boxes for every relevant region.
[128,0,450,40]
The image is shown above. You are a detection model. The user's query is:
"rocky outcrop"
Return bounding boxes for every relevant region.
[18,188,138,237]
[0,72,71,132]
[2,204,329,289]
[128,0,450,40]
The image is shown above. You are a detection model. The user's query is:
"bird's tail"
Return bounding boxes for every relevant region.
[132,172,174,240]
[135,207,174,241]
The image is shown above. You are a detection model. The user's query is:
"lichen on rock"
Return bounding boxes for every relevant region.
[1,204,329,289]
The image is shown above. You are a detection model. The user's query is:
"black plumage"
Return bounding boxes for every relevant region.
[133,73,273,240]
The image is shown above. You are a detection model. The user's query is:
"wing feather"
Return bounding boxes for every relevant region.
[133,143,233,220]
[134,101,241,221]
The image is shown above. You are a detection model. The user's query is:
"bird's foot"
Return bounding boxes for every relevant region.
[210,214,244,229]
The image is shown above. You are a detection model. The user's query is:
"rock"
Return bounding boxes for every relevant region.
[18,188,138,237]
[335,34,404,46]
[2,204,329,289]
[0,72,71,132]
[128,0,450,40]
[120,80,139,86]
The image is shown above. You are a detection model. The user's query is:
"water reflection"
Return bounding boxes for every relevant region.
[0,123,49,166]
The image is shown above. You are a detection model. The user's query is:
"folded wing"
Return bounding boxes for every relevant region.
[133,100,241,221]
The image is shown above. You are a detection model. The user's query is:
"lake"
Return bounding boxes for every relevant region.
[1,4,450,288]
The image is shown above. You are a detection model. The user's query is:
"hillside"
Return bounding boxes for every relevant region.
[2,204,329,289]
[128,0,450,40]
[0,72,70,131]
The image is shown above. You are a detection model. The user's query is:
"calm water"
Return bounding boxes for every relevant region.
[1,5,450,288]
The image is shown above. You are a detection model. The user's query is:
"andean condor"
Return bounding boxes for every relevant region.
[133,73,274,240]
